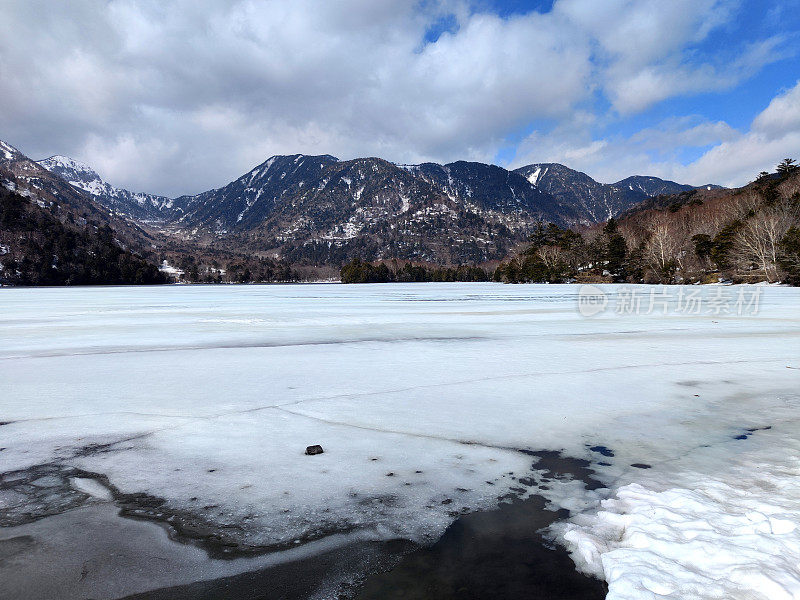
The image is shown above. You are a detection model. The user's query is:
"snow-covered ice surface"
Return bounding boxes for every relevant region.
[1,283,799,598]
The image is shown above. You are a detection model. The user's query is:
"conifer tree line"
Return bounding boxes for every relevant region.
[340,258,491,283]
[0,187,166,286]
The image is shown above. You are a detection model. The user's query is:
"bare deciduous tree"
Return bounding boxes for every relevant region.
[734,206,794,281]
[644,217,681,282]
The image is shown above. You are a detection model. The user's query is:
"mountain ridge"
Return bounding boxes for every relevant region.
[1,137,723,266]
[38,154,183,223]
[513,162,721,222]
[28,146,718,232]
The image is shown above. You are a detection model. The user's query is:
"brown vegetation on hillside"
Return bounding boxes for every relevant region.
[496,161,800,285]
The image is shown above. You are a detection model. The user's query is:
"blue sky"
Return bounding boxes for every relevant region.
[1,0,799,195]
[491,0,800,182]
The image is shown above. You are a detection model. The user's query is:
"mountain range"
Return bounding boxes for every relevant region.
[0,138,720,266]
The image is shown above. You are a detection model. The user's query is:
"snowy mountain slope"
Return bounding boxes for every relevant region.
[0,140,150,243]
[515,163,722,221]
[0,140,166,269]
[174,155,583,264]
[612,175,721,197]
[408,160,581,220]
[173,153,341,233]
[514,163,630,221]
[38,155,184,222]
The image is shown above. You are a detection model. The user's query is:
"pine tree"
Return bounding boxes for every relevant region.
[776,158,798,176]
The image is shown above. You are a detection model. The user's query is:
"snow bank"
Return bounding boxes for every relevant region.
[554,422,800,600]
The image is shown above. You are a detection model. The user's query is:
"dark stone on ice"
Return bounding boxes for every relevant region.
[305,445,324,455]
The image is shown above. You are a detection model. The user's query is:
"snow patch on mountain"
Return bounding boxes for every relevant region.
[526,166,544,186]
[0,140,20,161]
[37,154,177,222]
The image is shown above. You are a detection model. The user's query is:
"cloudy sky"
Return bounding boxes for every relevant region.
[1,0,799,196]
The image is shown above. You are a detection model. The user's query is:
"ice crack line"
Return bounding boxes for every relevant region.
[256,356,794,413]
[272,405,519,453]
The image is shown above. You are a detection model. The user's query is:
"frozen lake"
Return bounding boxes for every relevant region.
[1,283,799,599]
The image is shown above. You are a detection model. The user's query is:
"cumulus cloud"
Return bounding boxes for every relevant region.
[0,0,795,195]
[677,80,800,186]
[513,81,800,187]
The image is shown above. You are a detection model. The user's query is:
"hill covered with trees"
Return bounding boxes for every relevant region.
[494,160,800,285]
[0,187,166,286]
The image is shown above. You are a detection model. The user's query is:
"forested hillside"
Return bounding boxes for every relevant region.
[0,187,166,286]
[495,160,800,285]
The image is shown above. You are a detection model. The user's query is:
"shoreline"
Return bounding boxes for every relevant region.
[0,450,609,600]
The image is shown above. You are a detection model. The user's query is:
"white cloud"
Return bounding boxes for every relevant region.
[678,80,800,186]
[605,36,788,114]
[0,0,793,195]
[512,81,800,187]
[751,79,800,136]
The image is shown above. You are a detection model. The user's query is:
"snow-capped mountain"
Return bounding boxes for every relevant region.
[171,155,589,264]
[5,136,721,265]
[1,140,121,228]
[37,155,182,222]
[614,175,721,196]
[0,140,160,251]
[515,163,721,221]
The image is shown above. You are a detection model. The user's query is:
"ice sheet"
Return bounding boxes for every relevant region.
[1,283,798,594]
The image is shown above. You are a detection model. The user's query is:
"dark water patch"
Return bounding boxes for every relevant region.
[4,450,609,599]
[734,425,772,441]
[117,489,367,560]
[124,452,608,600]
[0,462,359,559]
[121,539,417,600]
[114,450,608,600]
[526,450,604,491]
[0,464,111,526]
[352,451,607,600]
[73,440,128,457]
[588,445,615,457]
[354,493,606,600]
